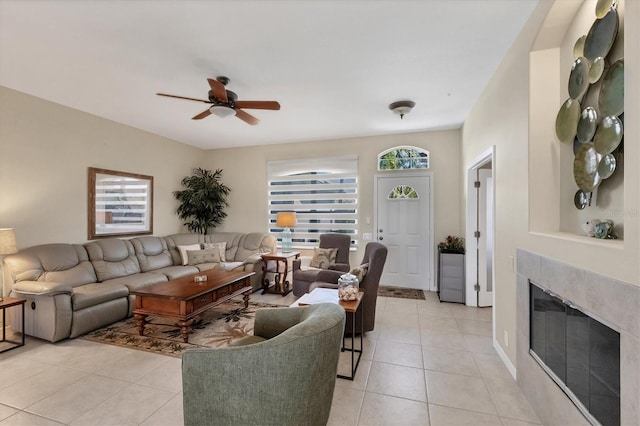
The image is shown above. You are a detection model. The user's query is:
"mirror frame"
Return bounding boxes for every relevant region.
[88,167,154,239]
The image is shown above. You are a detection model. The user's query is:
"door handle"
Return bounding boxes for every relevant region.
[379,236,383,241]
[379,229,383,233]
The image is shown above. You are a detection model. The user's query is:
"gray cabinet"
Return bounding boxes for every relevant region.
[437,250,465,304]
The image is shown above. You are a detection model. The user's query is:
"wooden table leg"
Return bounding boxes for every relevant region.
[134,313,147,336]
[178,319,194,343]
[243,289,251,308]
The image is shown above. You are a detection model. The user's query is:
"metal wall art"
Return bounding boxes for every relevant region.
[554,0,624,210]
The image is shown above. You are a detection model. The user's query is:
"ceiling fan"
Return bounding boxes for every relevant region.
[156,76,280,125]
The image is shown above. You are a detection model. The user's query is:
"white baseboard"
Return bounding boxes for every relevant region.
[493,338,517,380]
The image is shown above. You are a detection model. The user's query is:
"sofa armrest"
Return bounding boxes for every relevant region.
[329,263,350,272]
[314,269,343,283]
[11,280,73,296]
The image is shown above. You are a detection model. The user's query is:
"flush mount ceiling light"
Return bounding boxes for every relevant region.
[389,100,415,119]
[209,105,237,118]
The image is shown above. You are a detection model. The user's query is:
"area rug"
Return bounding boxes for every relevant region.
[378,286,426,300]
[80,299,281,358]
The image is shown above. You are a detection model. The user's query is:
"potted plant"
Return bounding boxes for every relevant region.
[174,168,231,235]
[437,235,465,303]
[438,235,465,253]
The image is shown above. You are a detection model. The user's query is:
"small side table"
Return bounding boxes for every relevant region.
[294,288,364,381]
[0,297,26,353]
[260,252,300,296]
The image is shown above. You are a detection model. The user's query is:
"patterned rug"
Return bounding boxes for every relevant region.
[80,299,280,358]
[378,285,426,300]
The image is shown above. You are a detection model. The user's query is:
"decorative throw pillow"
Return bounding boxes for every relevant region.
[178,244,202,265]
[187,248,221,266]
[203,242,227,262]
[349,263,369,282]
[310,247,338,269]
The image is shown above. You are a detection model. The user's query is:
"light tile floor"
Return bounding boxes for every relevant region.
[0,291,541,426]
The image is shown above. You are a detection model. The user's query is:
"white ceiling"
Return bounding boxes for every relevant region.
[0,0,539,150]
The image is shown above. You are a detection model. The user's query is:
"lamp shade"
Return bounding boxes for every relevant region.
[276,212,296,228]
[0,228,17,255]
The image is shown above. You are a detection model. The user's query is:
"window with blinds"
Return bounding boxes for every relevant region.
[268,156,358,249]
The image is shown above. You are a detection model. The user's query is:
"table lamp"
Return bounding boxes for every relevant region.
[276,212,296,253]
[0,228,18,302]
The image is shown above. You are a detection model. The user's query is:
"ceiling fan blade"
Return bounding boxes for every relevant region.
[192,109,212,120]
[157,93,210,103]
[235,108,259,125]
[234,100,281,110]
[207,78,228,102]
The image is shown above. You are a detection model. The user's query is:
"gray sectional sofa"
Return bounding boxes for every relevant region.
[3,232,276,342]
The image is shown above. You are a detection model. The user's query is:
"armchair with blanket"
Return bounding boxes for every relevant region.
[291,233,351,296]
[309,241,387,334]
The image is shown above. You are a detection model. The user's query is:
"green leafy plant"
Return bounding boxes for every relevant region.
[173,168,231,235]
[438,235,465,253]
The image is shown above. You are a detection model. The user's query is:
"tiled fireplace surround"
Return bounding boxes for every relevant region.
[516,249,639,426]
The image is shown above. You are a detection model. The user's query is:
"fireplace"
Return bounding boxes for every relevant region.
[516,250,639,426]
[529,282,620,425]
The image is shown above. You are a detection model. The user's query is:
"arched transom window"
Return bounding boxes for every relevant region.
[388,185,419,199]
[378,146,429,171]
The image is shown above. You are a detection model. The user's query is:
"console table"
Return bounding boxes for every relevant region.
[260,252,300,296]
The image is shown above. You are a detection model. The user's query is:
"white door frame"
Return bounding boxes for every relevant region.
[465,146,496,307]
[374,172,435,291]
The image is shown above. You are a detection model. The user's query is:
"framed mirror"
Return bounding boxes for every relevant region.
[88,167,153,239]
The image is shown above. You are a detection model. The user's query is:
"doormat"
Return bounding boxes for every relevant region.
[80,299,281,358]
[378,286,426,300]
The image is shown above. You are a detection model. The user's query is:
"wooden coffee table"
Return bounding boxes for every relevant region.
[131,269,254,343]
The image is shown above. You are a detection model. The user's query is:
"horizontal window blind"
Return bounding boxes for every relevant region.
[95,177,150,230]
[268,156,358,249]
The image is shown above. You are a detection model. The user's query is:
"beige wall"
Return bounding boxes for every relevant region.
[463,0,639,366]
[0,86,202,248]
[0,83,463,271]
[204,130,462,265]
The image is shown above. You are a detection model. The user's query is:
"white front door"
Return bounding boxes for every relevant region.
[375,174,433,290]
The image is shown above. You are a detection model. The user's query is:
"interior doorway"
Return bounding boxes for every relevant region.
[374,173,434,291]
[465,147,495,308]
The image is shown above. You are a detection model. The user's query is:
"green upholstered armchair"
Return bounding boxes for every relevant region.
[182,303,346,426]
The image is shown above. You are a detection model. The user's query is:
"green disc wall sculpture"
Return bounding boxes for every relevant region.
[554,0,624,210]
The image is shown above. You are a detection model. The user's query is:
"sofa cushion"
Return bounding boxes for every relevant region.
[310,248,337,269]
[131,236,174,272]
[85,239,141,282]
[235,233,276,262]
[72,282,129,311]
[164,233,207,265]
[151,265,199,280]
[202,242,226,262]
[206,233,242,261]
[187,248,221,265]
[3,244,97,286]
[348,263,368,282]
[177,244,202,265]
[101,271,168,292]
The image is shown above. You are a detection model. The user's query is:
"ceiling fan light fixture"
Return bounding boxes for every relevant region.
[389,100,416,119]
[209,105,236,118]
